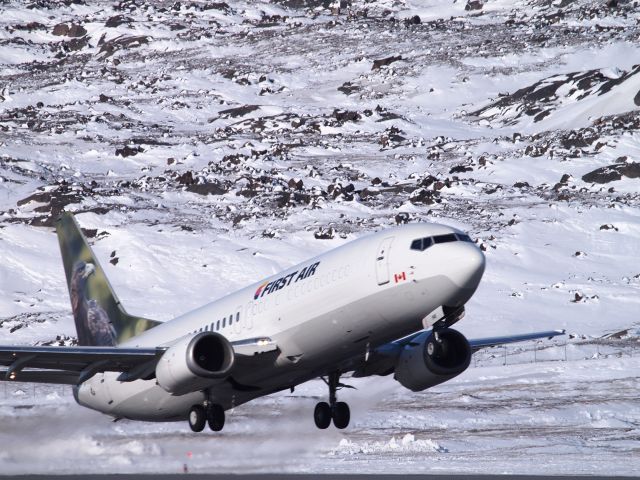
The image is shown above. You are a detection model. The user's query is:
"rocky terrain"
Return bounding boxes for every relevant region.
[1,0,640,473]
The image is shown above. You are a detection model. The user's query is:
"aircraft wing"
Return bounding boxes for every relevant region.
[467,329,565,352]
[0,345,162,385]
[0,337,279,385]
[351,328,565,378]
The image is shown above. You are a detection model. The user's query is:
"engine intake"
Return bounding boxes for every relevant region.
[394,328,471,392]
[156,331,235,395]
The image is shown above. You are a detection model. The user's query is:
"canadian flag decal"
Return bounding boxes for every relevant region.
[394,272,406,283]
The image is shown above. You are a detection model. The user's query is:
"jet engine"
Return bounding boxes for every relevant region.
[394,328,471,392]
[156,331,235,395]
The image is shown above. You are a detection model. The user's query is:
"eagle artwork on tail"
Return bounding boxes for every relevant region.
[70,261,117,346]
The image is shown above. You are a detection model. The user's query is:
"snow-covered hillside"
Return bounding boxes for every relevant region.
[1,0,639,474]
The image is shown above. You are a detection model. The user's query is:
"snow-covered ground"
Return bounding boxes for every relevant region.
[1,351,639,474]
[1,0,640,474]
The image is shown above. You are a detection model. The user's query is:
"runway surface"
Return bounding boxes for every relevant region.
[1,352,639,476]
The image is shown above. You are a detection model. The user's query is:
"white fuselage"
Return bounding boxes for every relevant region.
[75,223,485,421]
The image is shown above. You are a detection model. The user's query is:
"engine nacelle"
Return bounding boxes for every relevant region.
[156,331,235,395]
[394,328,471,392]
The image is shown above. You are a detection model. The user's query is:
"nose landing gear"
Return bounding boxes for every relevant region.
[314,371,351,429]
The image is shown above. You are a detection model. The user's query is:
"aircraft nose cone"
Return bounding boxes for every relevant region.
[447,244,486,291]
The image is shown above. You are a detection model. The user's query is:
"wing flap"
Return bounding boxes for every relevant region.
[0,369,80,385]
[0,345,162,383]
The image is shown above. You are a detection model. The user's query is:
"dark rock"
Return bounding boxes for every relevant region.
[287,178,303,190]
[338,82,360,95]
[513,181,530,188]
[372,55,402,71]
[202,2,231,12]
[333,109,361,123]
[409,188,435,205]
[52,23,69,36]
[582,165,622,184]
[395,212,410,224]
[314,227,334,240]
[218,105,259,118]
[635,90,640,106]
[599,224,618,231]
[81,228,98,238]
[110,257,119,266]
[465,0,483,11]
[99,94,113,103]
[67,24,87,37]
[405,15,421,25]
[449,165,473,174]
[186,182,227,196]
[359,188,379,200]
[99,35,150,58]
[115,145,144,157]
[13,22,46,32]
[582,161,640,184]
[177,171,195,185]
[621,162,640,178]
[106,15,132,27]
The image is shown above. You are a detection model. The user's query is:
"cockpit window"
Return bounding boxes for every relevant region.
[456,233,473,243]
[410,237,433,251]
[411,233,474,251]
[433,233,458,244]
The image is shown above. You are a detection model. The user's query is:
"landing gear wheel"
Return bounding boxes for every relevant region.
[207,404,225,432]
[332,401,350,429]
[314,401,332,429]
[188,405,206,432]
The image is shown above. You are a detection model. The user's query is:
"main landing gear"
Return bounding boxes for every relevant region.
[314,371,351,429]
[188,403,225,432]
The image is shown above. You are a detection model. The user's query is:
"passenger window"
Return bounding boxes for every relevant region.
[222,317,226,328]
[216,320,220,330]
[236,312,240,322]
[229,314,233,325]
[205,325,209,331]
[433,234,457,244]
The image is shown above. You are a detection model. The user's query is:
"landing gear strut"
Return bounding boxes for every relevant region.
[314,371,351,429]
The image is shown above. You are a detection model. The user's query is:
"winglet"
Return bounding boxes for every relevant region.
[56,212,160,346]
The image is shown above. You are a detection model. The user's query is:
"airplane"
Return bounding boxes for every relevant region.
[0,212,564,432]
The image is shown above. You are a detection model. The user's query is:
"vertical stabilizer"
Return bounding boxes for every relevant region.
[56,212,160,346]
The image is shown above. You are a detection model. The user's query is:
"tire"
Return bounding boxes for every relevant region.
[188,405,206,432]
[332,401,350,429]
[207,404,225,432]
[314,401,331,429]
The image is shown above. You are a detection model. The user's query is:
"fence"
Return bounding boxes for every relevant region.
[472,337,640,369]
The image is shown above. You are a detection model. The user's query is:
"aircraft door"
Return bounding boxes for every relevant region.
[375,237,394,285]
